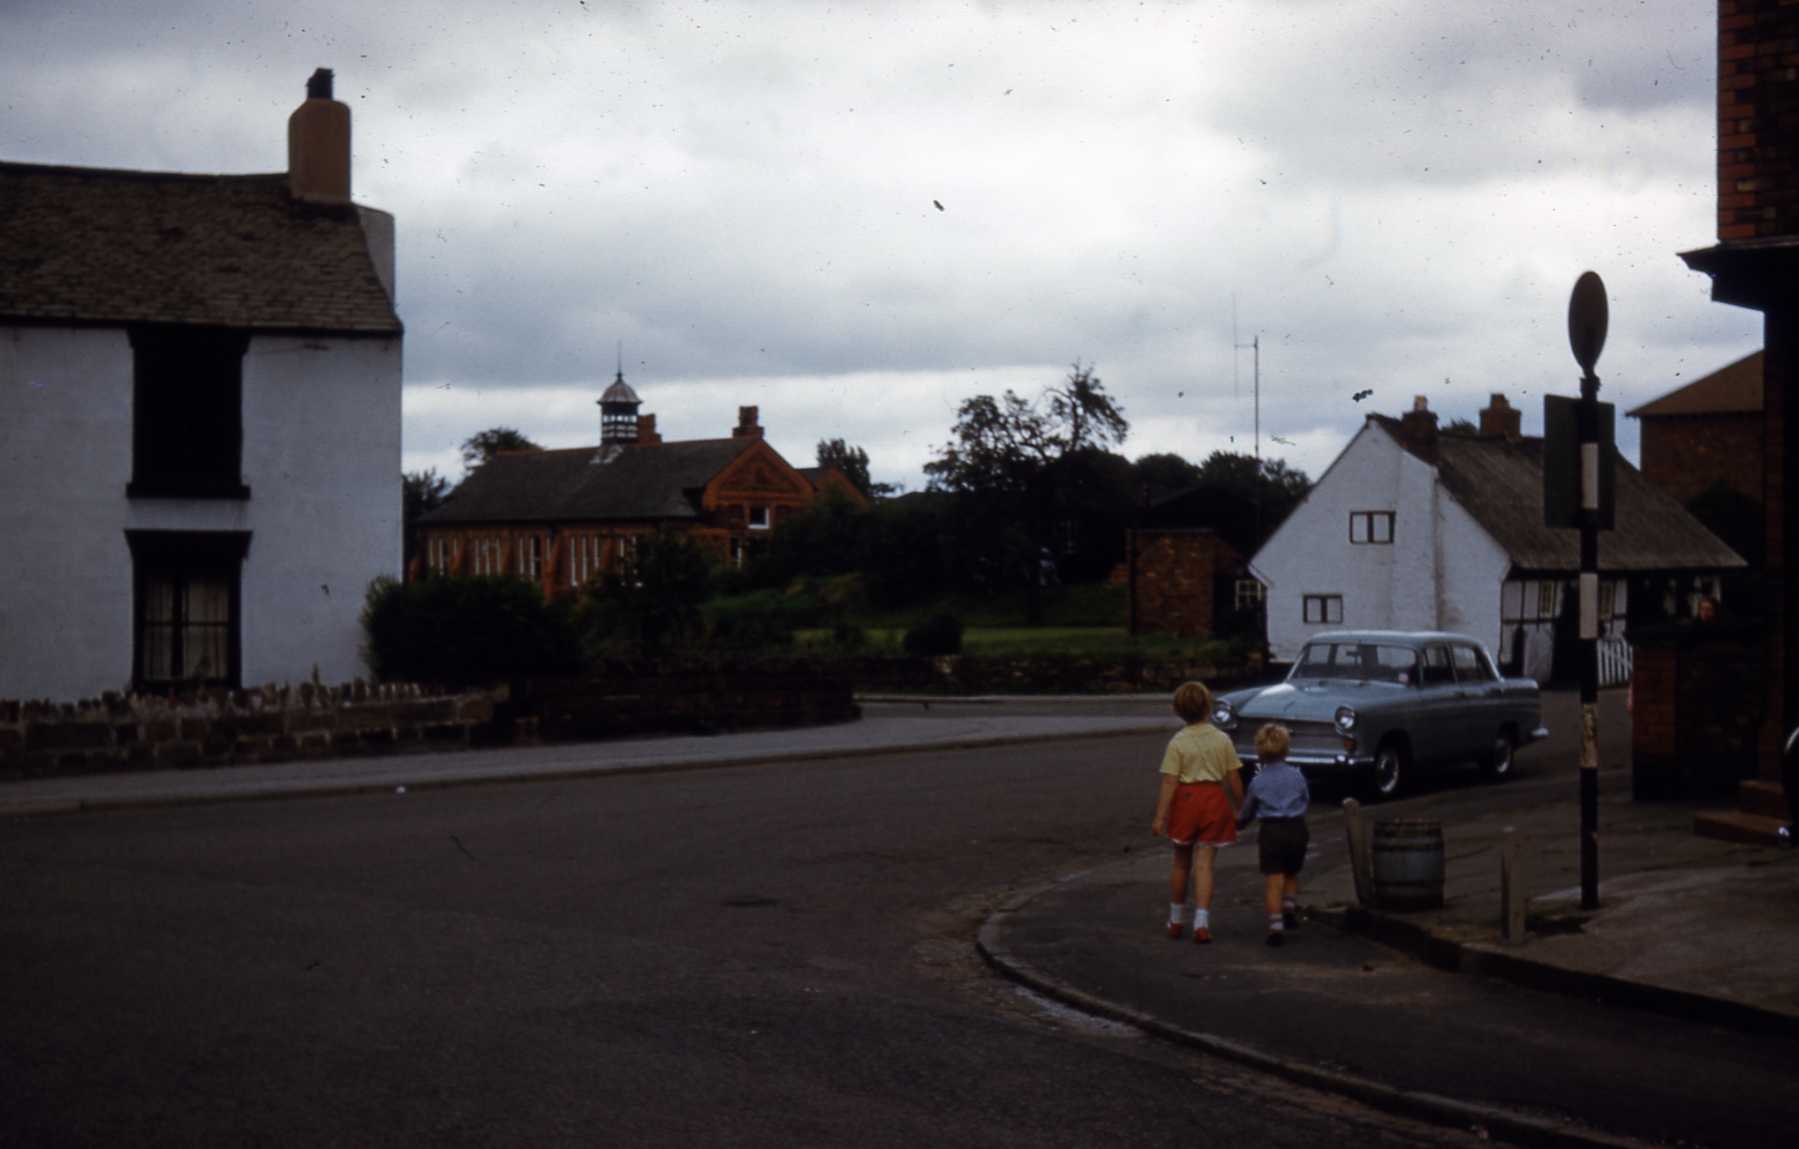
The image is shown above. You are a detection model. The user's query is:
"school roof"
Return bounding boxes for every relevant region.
[0,161,401,334]
[421,438,759,526]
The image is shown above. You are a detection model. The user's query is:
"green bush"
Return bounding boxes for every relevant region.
[578,529,713,656]
[703,589,803,650]
[903,612,964,656]
[361,575,580,687]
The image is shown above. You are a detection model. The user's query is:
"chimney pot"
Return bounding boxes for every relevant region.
[1397,396,1440,459]
[307,68,334,99]
[733,405,763,439]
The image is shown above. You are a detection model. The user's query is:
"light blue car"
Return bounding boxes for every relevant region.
[1213,630,1549,799]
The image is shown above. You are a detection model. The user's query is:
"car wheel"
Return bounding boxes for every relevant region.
[1481,729,1516,780]
[1369,740,1407,800]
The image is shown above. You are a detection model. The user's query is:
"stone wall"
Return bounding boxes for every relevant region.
[516,659,859,741]
[0,683,500,782]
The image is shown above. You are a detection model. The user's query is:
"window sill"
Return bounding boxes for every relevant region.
[128,478,252,501]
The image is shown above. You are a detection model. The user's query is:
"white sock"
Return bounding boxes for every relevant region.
[1169,903,1187,925]
[1268,913,1285,932]
[1194,908,1210,929]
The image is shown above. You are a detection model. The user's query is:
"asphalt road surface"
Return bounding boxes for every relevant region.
[3,722,1522,1148]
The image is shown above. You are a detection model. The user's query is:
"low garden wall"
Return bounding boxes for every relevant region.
[515,658,860,742]
[0,683,502,782]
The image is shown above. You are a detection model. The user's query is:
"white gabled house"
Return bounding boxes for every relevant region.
[0,70,402,701]
[1250,395,1744,682]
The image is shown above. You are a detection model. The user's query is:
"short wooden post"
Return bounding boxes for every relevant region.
[1499,834,1527,945]
[1342,798,1373,907]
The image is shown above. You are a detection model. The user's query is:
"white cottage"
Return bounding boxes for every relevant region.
[0,70,403,701]
[1250,396,1743,682]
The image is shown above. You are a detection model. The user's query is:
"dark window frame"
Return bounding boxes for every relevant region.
[1302,593,1343,624]
[127,325,252,500]
[125,530,252,692]
[1348,510,1395,545]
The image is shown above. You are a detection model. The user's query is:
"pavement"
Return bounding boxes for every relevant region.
[6,692,1797,1147]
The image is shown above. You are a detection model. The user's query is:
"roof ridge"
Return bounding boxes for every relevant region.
[0,160,286,183]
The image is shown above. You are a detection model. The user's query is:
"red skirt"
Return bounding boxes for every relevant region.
[1168,782,1237,847]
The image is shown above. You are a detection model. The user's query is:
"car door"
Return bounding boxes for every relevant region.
[1414,643,1458,766]
[1450,642,1502,762]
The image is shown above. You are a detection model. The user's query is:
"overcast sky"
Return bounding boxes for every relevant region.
[3,0,1762,490]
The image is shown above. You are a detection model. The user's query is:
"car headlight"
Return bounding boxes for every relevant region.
[1212,701,1236,729]
[1334,706,1357,733]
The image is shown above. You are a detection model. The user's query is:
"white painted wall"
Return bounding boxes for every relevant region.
[1435,491,1510,651]
[0,326,401,700]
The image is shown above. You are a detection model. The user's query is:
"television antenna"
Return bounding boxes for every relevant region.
[1232,295,1261,463]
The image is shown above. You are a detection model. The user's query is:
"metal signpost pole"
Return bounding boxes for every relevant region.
[1568,272,1608,911]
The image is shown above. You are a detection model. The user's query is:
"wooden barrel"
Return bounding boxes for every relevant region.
[1371,818,1445,910]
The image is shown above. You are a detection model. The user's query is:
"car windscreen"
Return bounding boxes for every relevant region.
[1292,642,1419,684]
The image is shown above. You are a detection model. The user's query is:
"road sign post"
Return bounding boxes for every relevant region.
[1553,270,1613,912]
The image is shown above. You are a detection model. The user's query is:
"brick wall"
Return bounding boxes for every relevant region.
[0,683,500,782]
[1131,530,1238,637]
[1638,413,1765,506]
[1718,0,1799,240]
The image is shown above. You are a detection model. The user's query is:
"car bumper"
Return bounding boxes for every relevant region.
[1239,752,1378,771]
[1526,725,1550,744]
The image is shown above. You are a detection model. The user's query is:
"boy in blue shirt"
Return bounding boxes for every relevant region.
[1236,724,1310,947]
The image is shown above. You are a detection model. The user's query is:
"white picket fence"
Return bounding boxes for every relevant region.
[1598,636,1634,688]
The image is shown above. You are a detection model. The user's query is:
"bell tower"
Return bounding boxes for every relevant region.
[598,347,641,445]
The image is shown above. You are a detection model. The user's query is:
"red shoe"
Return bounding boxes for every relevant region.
[1167,922,1184,940]
[1192,927,1212,945]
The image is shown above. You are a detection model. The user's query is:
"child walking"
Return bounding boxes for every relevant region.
[1236,723,1311,947]
[1150,681,1244,944]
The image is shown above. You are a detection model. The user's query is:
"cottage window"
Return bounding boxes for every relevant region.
[1348,511,1394,544]
[748,506,771,530]
[1234,579,1265,611]
[128,326,251,499]
[1302,594,1343,624]
[126,530,250,691]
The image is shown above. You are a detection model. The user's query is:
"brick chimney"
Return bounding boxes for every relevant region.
[1479,393,1522,441]
[636,413,662,445]
[733,405,763,439]
[288,68,350,204]
[1717,3,1799,241]
[1396,395,1439,458]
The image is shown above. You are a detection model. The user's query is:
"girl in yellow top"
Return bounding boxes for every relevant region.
[1150,680,1245,943]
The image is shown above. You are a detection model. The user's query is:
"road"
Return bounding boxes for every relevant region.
[2,709,1524,1148]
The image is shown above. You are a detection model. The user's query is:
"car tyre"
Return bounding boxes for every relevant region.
[1368,739,1407,800]
[1481,728,1516,781]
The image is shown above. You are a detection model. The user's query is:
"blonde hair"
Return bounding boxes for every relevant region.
[1172,681,1213,724]
[1255,723,1291,762]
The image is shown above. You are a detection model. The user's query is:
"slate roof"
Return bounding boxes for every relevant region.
[0,161,401,333]
[1626,351,1762,418]
[422,438,756,525]
[1368,418,1744,573]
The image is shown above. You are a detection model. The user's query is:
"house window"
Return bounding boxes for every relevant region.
[126,530,250,691]
[1302,594,1344,624]
[1349,511,1395,544]
[748,506,770,530]
[1234,579,1265,611]
[1538,580,1559,619]
[128,326,251,499]
[517,535,542,581]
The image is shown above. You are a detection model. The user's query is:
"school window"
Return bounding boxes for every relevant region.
[730,537,745,569]
[126,530,250,691]
[570,535,601,589]
[128,326,251,499]
[472,538,503,576]
[1302,594,1343,624]
[1349,511,1394,544]
[517,535,541,581]
[748,505,770,530]
[1234,579,1265,611]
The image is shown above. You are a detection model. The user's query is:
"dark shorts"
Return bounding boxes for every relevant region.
[1257,817,1309,876]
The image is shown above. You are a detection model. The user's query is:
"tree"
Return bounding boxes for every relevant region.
[924,362,1128,618]
[924,361,1127,495]
[460,426,542,471]
[1133,452,1203,505]
[402,468,452,572]
[1189,451,1312,548]
[815,438,894,498]
[580,529,713,655]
